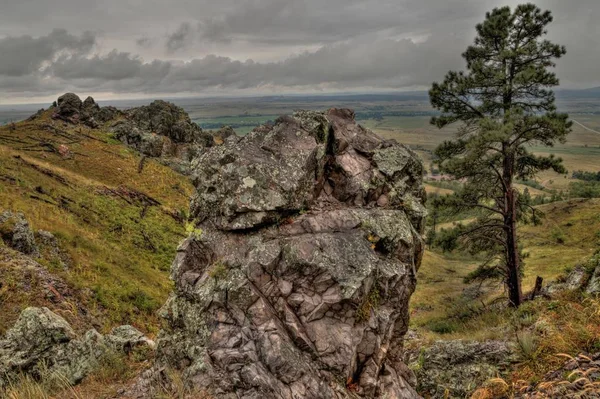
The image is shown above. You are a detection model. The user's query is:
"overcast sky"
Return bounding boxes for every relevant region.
[0,0,598,104]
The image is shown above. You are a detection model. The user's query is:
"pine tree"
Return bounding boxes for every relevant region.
[429,4,571,307]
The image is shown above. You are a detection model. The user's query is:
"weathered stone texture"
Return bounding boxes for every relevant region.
[153,108,426,398]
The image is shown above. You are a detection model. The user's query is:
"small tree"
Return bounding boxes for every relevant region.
[429,4,571,307]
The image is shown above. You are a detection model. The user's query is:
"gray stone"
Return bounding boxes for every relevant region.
[54,93,83,123]
[543,261,598,297]
[409,340,512,399]
[107,100,212,174]
[0,307,154,388]
[0,211,38,256]
[587,263,600,295]
[105,325,156,353]
[565,265,587,290]
[147,109,426,399]
[53,93,117,128]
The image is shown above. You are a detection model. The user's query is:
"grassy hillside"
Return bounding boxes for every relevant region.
[408,199,600,396]
[412,198,600,339]
[0,109,193,334]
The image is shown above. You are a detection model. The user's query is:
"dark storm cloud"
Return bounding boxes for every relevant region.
[0,0,598,101]
[49,51,171,81]
[136,37,153,48]
[193,0,476,45]
[0,29,95,76]
[166,23,194,52]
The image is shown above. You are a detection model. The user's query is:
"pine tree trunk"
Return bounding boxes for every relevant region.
[503,145,523,308]
[505,186,523,307]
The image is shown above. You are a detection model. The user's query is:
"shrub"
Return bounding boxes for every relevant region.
[426,319,458,334]
[516,331,539,361]
[551,228,566,244]
[569,181,600,198]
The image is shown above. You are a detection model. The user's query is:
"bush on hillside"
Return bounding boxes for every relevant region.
[569,181,600,198]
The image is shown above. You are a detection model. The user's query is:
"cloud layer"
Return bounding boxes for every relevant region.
[0,0,598,102]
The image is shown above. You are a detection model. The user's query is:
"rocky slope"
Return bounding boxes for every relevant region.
[0,97,195,334]
[51,92,226,174]
[0,307,154,389]
[126,109,427,398]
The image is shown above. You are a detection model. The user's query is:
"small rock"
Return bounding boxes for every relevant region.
[565,265,586,290]
[106,325,156,353]
[586,262,600,295]
[0,211,39,256]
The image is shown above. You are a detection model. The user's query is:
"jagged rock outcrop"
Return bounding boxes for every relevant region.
[54,93,83,123]
[0,307,154,388]
[110,100,215,174]
[144,109,426,398]
[585,254,600,295]
[52,93,116,128]
[50,93,226,174]
[409,340,513,398]
[0,211,39,256]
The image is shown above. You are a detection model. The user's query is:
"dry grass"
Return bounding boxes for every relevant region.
[468,295,600,398]
[0,111,194,333]
[0,347,157,399]
[424,183,454,196]
[412,199,600,341]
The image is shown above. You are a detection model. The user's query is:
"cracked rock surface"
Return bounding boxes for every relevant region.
[146,108,426,398]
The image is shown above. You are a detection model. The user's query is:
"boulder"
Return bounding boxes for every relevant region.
[125,100,201,144]
[542,259,598,297]
[105,325,156,353]
[55,93,83,123]
[409,340,512,398]
[0,211,38,256]
[565,264,587,290]
[80,96,101,128]
[52,93,117,128]
[108,100,211,174]
[0,307,154,388]
[147,109,426,398]
[586,262,600,295]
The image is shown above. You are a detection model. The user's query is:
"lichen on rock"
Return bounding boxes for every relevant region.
[145,108,426,398]
[0,307,154,388]
[50,93,227,175]
[408,340,513,399]
[0,211,39,257]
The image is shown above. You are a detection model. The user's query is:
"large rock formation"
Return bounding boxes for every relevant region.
[53,93,118,128]
[51,93,223,174]
[110,100,215,174]
[541,252,600,297]
[150,109,426,398]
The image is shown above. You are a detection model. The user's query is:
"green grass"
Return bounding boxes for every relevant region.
[0,110,193,333]
[412,198,600,343]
